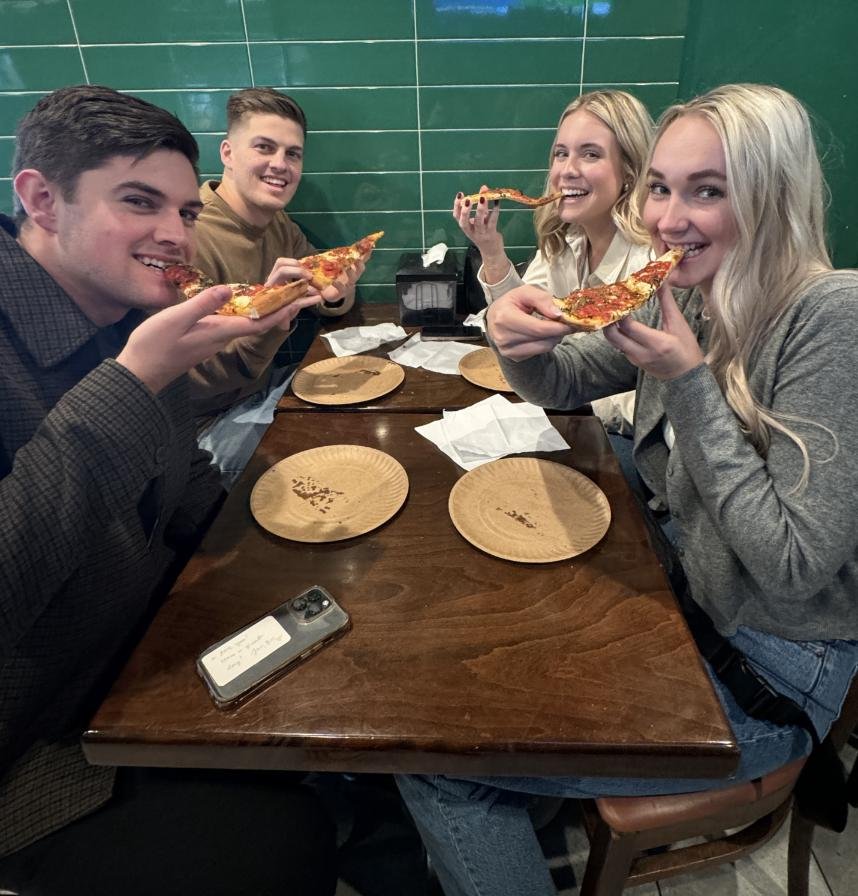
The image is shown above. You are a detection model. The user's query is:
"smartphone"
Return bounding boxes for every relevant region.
[197,585,351,708]
[420,325,483,342]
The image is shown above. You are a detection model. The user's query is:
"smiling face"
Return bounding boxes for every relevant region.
[549,109,625,233]
[218,112,304,227]
[34,149,202,325]
[643,114,739,298]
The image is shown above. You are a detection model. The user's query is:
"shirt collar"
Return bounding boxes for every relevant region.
[0,217,127,368]
[594,231,643,286]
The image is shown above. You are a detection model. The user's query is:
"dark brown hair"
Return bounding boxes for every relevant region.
[226,88,307,136]
[12,84,198,224]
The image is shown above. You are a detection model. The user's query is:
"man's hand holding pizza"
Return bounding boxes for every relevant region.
[117,285,321,395]
[487,285,571,361]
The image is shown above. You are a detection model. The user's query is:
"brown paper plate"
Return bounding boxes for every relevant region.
[448,457,610,562]
[251,445,409,543]
[458,347,514,393]
[291,355,404,405]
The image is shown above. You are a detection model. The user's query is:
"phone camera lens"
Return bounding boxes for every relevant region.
[292,597,308,611]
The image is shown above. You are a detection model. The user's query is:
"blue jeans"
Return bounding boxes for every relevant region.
[197,366,296,490]
[396,632,858,896]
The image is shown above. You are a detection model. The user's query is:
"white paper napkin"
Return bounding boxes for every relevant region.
[421,242,448,266]
[388,333,481,374]
[462,308,487,331]
[321,323,408,357]
[415,394,570,470]
[231,373,295,425]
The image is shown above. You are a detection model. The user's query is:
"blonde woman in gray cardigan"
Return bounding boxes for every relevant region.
[397,84,858,896]
[455,89,654,434]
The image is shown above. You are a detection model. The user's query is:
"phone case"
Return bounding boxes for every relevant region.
[197,585,350,708]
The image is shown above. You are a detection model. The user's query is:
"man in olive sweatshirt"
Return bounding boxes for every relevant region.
[190,88,367,485]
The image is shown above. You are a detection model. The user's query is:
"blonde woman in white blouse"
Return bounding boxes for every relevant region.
[454,89,654,433]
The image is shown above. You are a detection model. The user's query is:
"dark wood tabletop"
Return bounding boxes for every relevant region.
[83,413,738,779]
[277,302,591,415]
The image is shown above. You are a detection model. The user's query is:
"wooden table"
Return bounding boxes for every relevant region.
[277,302,591,415]
[84,413,738,779]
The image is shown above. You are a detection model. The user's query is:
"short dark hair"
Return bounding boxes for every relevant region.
[12,85,199,224]
[226,88,307,137]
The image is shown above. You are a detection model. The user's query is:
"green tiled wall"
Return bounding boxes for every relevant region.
[2,0,854,301]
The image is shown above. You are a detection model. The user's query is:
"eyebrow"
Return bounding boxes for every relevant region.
[555,141,605,152]
[115,180,204,210]
[252,134,303,149]
[648,167,727,181]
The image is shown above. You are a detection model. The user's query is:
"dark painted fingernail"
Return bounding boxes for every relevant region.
[464,199,471,207]
[479,196,486,204]
[456,192,463,199]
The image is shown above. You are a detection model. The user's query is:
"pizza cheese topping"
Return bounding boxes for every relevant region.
[552,248,684,331]
[163,264,308,319]
[299,230,383,290]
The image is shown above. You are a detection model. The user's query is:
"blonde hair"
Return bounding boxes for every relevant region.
[644,84,834,488]
[535,90,653,259]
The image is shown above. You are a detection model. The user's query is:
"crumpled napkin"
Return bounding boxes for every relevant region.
[388,333,481,374]
[415,393,570,470]
[321,323,408,357]
[462,308,487,331]
[421,242,448,266]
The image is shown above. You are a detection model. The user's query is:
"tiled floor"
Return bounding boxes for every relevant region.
[335,744,857,895]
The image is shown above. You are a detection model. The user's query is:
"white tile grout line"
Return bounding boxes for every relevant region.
[579,0,589,96]
[411,0,426,250]
[0,37,684,49]
[237,0,255,87]
[0,83,679,97]
[64,0,89,83]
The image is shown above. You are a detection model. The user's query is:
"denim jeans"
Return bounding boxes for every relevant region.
[396,632,858,896]
[197,366,296,490]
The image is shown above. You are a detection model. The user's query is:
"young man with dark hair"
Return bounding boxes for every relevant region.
[190,87,368,485]
[0,85,335,895]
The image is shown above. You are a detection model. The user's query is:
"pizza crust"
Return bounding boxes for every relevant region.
[216,279,309,319]
[163,263,309,319]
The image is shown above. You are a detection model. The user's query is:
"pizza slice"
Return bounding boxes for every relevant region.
[462,187,563,207]
[552,248,684,331]
[299,230,384,290]
[164,263,309,320]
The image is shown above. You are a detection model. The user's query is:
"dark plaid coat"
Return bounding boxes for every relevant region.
[0,218,222,855]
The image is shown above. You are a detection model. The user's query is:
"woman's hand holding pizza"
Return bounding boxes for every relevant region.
[453,185,511,283]
[117,285,319,395]
[487,285,571,361]
[603,285,704,380]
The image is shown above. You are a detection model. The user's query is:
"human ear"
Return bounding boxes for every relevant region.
[13,169,59,233]
[219,138,233,169]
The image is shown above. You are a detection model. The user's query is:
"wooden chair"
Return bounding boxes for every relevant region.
[577,676,858,896]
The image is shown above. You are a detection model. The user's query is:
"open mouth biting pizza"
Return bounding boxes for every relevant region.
[462,187,563,207]
[163,264,309,320]
[299,230,384,290]
[552,248,685,331]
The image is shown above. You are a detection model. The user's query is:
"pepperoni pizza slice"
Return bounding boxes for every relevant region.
[552,248,684,331]
[164,264,309,320]
[299,230,384,290]
[462,187,562,207]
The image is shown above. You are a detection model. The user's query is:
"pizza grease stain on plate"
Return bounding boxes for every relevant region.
[291,355,404,405]
[251,445,409,542]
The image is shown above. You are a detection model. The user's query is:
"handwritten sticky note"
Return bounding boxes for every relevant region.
[200,616,291,687]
